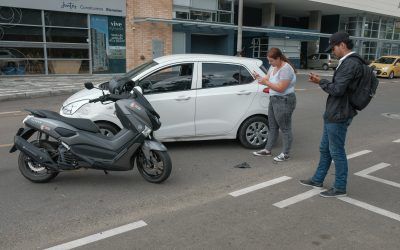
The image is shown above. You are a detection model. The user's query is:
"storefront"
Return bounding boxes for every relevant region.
[0,0,126,75]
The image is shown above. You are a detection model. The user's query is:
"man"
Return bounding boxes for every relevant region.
[300,32,364,197]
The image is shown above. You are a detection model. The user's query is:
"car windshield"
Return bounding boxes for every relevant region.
[376,57,396,64]
[124,60,158,79]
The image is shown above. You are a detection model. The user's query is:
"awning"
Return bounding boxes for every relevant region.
[133,17,400,44]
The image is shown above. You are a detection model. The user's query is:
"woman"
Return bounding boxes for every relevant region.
[253,48,297,162]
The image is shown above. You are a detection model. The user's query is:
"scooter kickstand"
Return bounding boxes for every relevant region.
[104,170,109,175]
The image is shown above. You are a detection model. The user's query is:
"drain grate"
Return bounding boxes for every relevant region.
[382,113,400,120]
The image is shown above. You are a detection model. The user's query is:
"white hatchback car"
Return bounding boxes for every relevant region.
[60,54,270,148]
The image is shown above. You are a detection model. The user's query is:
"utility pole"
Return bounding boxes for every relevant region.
[236,0,243,56]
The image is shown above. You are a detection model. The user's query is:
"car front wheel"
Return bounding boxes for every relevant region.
[238,116,269,149]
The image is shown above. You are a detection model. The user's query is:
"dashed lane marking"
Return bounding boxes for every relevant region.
[44,220,147,250]
[354,163,400,189]
[0,144,13,148]
[393,139,400,143]
[273,188,325,208]
[347,150,372,159]
[229,176,292,197]
[0,111,21,115]
[338,197,400,222]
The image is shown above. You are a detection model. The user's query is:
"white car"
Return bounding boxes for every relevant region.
[60,54,270,148]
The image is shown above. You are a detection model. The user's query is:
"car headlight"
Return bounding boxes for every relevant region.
[61,100,89,115]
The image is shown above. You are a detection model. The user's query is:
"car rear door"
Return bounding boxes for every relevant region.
[137,63,197,139]
[195,62,258,136]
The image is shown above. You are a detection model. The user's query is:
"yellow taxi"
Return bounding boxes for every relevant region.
[369,56,400,79]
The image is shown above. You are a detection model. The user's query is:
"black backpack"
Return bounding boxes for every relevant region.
[348,56,379,111]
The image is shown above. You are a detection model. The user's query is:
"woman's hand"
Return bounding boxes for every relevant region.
[253,71,266,85]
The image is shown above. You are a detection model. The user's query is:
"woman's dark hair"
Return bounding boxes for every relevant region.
[267,47,297,73]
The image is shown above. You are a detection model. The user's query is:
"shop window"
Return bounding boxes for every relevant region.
[44,11,87,28]
[175,11,189,19]
[0,25,43,41]
[47,48,89,59]
[218,0,232,11]
[0,7,42,25]
[48,59,89,74]
[45,28,88,43]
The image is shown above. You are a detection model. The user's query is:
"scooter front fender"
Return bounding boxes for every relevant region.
[142,139,167,152]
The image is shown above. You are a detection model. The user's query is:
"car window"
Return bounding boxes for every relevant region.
[376,57,396,64]
[138,63,193,94]
[202,63,254,89]
[308,54,318,60]
[319,54,328,59]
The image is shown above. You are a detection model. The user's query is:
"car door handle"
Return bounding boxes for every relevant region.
[175,96,191,101]
[236,91,251,95]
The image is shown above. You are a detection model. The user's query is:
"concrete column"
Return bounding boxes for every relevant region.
[261,3,275,27]
[308,10,321,55]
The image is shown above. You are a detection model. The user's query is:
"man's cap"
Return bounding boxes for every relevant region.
[325,32,350,52]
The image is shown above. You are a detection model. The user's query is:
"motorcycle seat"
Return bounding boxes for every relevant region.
[26,109,100,133]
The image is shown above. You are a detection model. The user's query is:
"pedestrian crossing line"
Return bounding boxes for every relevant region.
[229,176,292,197]
[44,220,147,250]
[273,188,326,208]
[338,197,400,222]
[393,139,400,143]
[354,163,400,189]
[347,150,372,159]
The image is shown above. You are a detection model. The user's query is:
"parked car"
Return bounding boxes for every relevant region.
[307,53,338,70]
[369,56,400,79]
[60,54,270,148]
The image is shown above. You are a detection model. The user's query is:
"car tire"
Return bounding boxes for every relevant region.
[238,116,269,149]
[389,71,394,79]
[322,64,329,71]
[95,121,121,137]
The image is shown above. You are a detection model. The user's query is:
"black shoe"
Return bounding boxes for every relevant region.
[299,179,323,189]
[319,188,347,198]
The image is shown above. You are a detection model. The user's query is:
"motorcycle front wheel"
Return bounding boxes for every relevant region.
[136,150,172,183]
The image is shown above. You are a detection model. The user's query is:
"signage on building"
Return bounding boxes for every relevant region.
[1,0,126,16]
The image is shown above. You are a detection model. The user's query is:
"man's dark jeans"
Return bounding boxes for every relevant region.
[311,118,352,191]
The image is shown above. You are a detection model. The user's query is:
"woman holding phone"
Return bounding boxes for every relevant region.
[253,48,297,162]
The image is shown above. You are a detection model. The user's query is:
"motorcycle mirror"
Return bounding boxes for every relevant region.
[84,82,94,90]
[133,86,143,94]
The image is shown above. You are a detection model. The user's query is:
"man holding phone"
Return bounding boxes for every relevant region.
[300,32,364,197]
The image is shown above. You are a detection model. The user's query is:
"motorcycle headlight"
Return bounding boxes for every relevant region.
[61,100,89,115]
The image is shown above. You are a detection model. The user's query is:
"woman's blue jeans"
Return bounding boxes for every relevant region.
[311,118,352,192]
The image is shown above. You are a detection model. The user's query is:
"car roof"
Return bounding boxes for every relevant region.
[380,56,400,58]
[153,54,262,66]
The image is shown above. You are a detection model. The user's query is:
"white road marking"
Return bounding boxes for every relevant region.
[229,176,292,197]
[0,144,13,148]
[354,163,400,188]
[273,188,325,208]
[393,139,400,143]
[338,197,400,222]
[45,220,147,250]
[0,111,21,115]
[346,150,372,159]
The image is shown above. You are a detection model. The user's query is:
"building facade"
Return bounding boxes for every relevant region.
[1,0,399,75]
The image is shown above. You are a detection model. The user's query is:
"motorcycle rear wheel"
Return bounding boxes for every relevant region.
[136,150,172,183]
[18,141,59,183]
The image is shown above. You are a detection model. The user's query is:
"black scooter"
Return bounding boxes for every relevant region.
[9,78,172,183]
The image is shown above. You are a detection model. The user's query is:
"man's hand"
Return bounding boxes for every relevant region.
[309,73,321,84]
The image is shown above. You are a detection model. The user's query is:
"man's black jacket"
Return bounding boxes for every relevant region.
[319,53,364,123]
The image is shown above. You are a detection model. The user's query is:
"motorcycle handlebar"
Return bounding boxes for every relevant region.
[89,93,131,103]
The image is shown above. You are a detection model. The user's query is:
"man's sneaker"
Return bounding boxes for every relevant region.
[273,153,290,162]
[299,179,323,189]
[319,188,347,198]
[253,149,272,156]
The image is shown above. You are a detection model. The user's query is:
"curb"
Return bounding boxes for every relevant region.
[0,88,81,102]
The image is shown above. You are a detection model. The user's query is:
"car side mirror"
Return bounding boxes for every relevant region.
[84,82,94,90]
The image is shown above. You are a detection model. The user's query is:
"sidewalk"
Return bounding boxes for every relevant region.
[0,69,333,102]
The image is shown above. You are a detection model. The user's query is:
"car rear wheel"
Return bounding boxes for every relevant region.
[322,64,329,71]
[95,121,121,137]
[238,116,269,149]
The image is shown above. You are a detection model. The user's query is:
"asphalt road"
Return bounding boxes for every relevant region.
[0,74,399,250]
